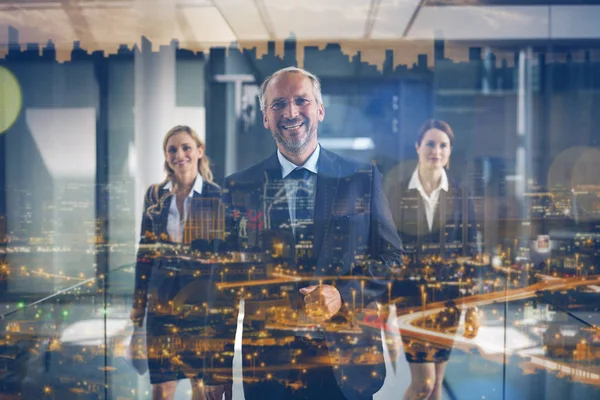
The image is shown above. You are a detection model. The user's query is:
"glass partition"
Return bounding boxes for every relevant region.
[1,1,600,399]
[0,264,143,399]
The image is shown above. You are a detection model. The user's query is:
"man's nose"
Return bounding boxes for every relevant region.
[283,101,299,118]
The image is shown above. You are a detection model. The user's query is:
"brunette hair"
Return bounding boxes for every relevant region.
[416,119,455,147]
[416,119,455,169]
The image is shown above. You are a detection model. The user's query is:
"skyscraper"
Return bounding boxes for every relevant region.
[469,47,482,62]
[8,25,19,56]
[267,41,276,58]
[434,35,445,64]
[417,54,428,71]
[283,35,297,66]
[383,49,394,75]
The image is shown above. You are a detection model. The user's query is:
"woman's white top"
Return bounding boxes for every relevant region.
[163,174,203,243]
[407,167,448,232]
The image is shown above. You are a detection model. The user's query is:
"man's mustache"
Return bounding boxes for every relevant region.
[281,118,305,125]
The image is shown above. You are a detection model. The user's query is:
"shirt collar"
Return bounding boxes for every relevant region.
[408,167,449,192]
[277,144,320,179]
[163,174,204,196]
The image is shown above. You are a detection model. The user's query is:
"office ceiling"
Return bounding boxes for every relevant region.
[0,0,599,53]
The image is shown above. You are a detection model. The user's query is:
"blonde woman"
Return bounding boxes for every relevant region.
[130,125,232,400]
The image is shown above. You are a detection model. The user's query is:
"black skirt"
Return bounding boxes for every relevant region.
[144,264,234,384]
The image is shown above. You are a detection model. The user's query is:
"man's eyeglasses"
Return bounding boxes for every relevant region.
[268,97,314,111]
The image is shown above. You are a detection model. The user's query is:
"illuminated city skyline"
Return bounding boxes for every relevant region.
[3,16,600,400]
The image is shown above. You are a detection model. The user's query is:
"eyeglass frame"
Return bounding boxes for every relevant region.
[267,96,317,112]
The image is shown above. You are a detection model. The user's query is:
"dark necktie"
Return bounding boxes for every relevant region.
[286,168,314,312]
[287,167,313,225]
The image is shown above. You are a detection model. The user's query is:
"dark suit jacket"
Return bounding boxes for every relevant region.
[223,147,404,397]
[132,181,235,384]
[387,172,478,260]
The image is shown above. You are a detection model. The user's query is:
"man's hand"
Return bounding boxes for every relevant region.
[130,308,144,327]
[480,253,491,265]
[197,383,233,400]
[299,284,342,323]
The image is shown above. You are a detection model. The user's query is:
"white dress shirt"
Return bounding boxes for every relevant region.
[163,174,204,243]
[408,167,449,232]
[277,144,320,230]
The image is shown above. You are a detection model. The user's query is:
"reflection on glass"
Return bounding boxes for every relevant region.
[1,3,600,399]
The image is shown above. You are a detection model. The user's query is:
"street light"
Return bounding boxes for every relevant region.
[420,284,427,316]
[360,280,365,309]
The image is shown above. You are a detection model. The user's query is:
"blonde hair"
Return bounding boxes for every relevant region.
[146,125,215,217]
[162,125,214,184]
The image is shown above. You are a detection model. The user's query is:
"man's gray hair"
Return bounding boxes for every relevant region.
[258,67,323,112]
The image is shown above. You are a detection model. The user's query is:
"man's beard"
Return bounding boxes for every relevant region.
[272,119,316,155]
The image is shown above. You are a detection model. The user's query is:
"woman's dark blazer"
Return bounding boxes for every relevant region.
[386,172,478,259]
[131,180,234,385]
[132,180,223,313]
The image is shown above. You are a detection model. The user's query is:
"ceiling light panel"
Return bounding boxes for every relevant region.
[550,5,600,38]
[212,0,271,40]
[407,6,549,39]
[370,0,423,39]
[263,0,372,40]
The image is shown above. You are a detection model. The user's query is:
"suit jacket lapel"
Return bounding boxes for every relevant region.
[157,188,172,240]
[313,148,341,260]
[436,189,447,251]
[262,153,293,234]
[156,181,216,242]
[264,152,283,181]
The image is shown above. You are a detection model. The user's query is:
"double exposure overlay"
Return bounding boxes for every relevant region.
[1,1,600,399]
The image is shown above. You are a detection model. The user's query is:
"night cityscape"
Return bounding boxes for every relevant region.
[2,9,600,400]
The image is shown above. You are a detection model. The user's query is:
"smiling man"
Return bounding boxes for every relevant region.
[223,67,404,400]
[264,70,323,164]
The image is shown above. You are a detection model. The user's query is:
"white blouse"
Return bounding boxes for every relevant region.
[407,168,449,231]
[163,175,204,243]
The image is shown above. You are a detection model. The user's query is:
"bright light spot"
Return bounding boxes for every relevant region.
[491,256,502,268]
[60,319,128,345]
[319,137,375,150]
[0,66,22,134]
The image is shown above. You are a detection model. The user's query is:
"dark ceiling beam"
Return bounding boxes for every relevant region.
[364,0,382,39]
[403,0,428,38]
[253,0,276,41]
[175,4,199,48]
[62,0,98,49]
